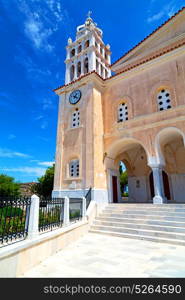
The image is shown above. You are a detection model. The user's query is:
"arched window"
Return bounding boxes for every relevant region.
[157,88,172,111]
[101,65,104,77]
[77,61,81,77]
[95,41,98,49]
[85,40,89,49]
[71,108,80,128]
[105,69,108,78]
[70,48,75,57]
[84,57,88,74]
[118,103,128,122]
[78,45,82,53]
[70,65,75,81]
[96,59,99,73]
[69,159,79,177]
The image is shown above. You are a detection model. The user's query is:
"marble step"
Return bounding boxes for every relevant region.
[108,204,185,207]
[90,224,185,241]
[100,213,185,222]
[104,207,185,213]
[94,220,185,233]
[96,216,185,228]
[89,229,185,246]
[102,209,185,217]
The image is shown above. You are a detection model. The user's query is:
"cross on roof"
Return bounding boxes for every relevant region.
[87,11,92,18]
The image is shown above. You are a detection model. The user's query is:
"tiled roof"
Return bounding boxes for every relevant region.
[111,7,185,67]
[53,71,104,92]
[107,38,185,81]
[53,7,185,92]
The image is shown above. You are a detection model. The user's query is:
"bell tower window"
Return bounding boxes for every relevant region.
[157,89,172,111]
[77,61,81,77]
[78,45,82,53]
[70,48,75,57]
[85,40,89,49]
[70,65,75,81]
[84,57,89,74]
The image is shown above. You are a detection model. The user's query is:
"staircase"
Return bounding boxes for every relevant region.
[90,204,185,246]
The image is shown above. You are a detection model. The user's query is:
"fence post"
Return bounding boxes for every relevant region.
[82,197,86,220]
[27,194,40,239]
[63,196,69,226]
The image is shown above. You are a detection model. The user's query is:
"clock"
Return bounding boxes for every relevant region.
[69,90,81,105]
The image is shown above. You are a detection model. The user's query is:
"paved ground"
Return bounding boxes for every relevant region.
[21,233,185,277]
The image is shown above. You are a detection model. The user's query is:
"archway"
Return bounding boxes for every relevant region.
[106,138,152,203]
[155,127,185,202]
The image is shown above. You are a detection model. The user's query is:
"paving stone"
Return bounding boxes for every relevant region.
[19,233,185,278]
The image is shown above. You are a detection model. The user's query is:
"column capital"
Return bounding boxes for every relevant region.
[148,163,165,169]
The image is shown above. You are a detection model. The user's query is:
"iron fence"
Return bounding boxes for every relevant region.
[0,197,31,247]
[39,198,64,233]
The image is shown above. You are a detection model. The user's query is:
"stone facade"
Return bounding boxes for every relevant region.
[53,8,185,204]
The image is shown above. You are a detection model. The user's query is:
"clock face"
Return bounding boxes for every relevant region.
[69,90,81,105]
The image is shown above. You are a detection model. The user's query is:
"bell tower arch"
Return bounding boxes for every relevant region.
[65,12,111,84]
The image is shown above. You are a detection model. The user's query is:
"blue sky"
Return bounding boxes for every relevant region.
[0,0,184,183]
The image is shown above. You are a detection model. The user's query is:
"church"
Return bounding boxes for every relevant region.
[52,8,185,205]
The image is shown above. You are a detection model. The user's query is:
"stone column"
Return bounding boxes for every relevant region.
[27,194,40,239]
[81,56,84,76]
[90,34,95,47]
[82,197,86,221]
[97,60,101,75]
[150,164,167,204]
[63,196,70,226]
[65,63,71,84]
[74,62,77,80]
[89,51,96,72]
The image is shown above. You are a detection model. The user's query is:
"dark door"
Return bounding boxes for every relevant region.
[149,172,155,198]
[149,171,171,200]
[162,171,171,200]
[112,176,118,203]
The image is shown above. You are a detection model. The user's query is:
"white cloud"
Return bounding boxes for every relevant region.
[41,120,48,129]
[24,18,53,52]
[42,98,54,110]
[11,0,66,52]
[34,115,44,121]
[38,161,54,166]
[1,167,45,176]
[147,1,177,23]
[8,134,16,140]
[0,148,30,158]
[147,11,164,23]
[30,159,40,163]
[37,136,49,142]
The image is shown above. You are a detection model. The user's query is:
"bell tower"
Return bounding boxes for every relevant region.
[53,13,110,205]
[65,12,111,84]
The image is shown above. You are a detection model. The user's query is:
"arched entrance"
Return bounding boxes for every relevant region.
[149,170,171,200]
[106,138,152,203]
[155,127,185,203]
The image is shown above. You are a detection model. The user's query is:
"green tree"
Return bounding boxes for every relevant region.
[120,170,128,193]
[32,164,55,198]
[0,174,20,197]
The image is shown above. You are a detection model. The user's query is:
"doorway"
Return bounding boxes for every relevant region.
[149,170,171,200]
[112,176,118,203]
